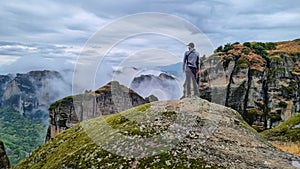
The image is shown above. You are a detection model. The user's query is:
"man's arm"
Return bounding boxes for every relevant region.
[196,55,200,74]
[183,52,187,72]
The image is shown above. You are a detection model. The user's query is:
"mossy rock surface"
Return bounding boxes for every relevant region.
[262,113,300,142]
[15,98,300,169]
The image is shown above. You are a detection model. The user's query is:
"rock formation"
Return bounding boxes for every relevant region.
[0,70,69,119]
[14,97,300,169]
[199,39,300,130]
[46,81,148,140]
[0,141,10,169]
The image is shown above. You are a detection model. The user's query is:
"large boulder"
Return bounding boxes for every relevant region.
[16,97,300,169]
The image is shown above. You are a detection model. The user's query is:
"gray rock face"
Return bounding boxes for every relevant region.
[0,75,12,101]
[46,81,148,140]
[0,70,69,119]
[199,51,300,129]
[14,97,300,169]
[0,141,10,169]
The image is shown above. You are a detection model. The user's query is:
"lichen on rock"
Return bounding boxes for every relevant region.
[14,97,300,169]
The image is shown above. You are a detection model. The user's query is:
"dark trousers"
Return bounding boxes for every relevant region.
[184,66,199,96]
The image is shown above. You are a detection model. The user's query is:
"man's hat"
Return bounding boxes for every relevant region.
[187,42,194,48]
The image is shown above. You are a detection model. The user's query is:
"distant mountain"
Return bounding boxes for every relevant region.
[130,73,182,100]
[0,70,71,165]
[112,67,183,100]
[0,70,71,120]
[158,62,183,78]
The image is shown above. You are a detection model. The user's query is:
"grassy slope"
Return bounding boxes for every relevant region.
[261,113,300,142]
[268,38,300,55]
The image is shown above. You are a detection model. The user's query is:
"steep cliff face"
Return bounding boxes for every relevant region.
[0,70,69,119]
[0,75,12,102]
[15,98,300,169]
[199,39,300,130]
[0,141,10,169]
[46,81,148,140]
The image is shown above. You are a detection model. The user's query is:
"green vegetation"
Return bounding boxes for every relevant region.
[14,103,218,169]
[215,43,234,53]
[269,55,284,63]
[243,42,251,48]
[0,108,47,165]
[268,113,282,123]
[265,42,277,50]
[104,107,176,137]
[49,96,73,111]
[262,113,300,142]
[252,42,268,58]
[246,108,262,125]
[242,48,250,55]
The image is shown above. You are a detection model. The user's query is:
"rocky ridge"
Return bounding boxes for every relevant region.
[46,81,148,140]
[15,97,300,169]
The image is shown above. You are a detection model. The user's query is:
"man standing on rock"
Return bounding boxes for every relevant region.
[183,42,200,97]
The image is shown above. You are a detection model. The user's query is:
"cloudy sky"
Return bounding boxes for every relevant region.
[0,0,299,77]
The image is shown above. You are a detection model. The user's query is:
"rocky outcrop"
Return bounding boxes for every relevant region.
[0,75,12,101]
[199,39,300,130]
[0,70,69,119]
[15,97,300,168]
[46,81,148,140]
[0,141,10,169]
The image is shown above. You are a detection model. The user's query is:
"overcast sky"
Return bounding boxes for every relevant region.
[0,0,300,75]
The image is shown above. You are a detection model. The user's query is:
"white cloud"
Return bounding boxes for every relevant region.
[122,49,181,67]
[0,0,299,76]
[0,55,20,65]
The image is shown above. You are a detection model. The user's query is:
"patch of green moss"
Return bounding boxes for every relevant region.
[262,113,300,142]
[48,93,96,111]
[135,103,151,112]
[138,152,219,169]
[161,111,176,117]
[48,96,73,111]
[270,55,284,62]
[104,109,177,137]
[268,113,282,122]
[240,119,258,134]
[245,108,262,125]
